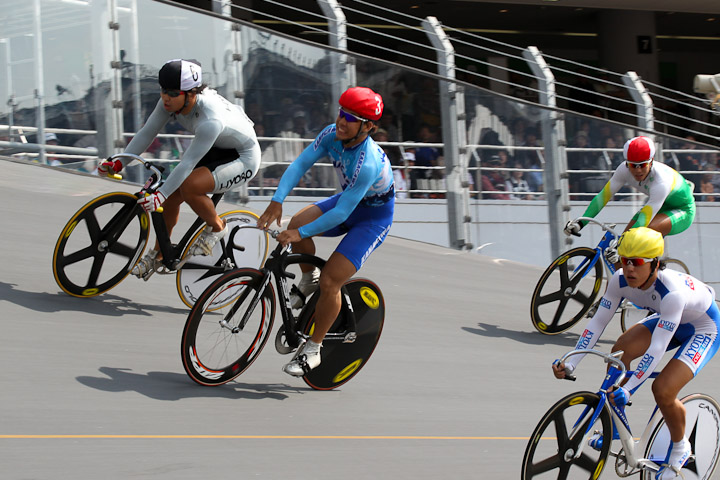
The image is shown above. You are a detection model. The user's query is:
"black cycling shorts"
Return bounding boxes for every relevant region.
[194,147,240,173]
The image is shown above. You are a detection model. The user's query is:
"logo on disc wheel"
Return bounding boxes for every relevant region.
[359,287,379,309]
[332,359,363,384]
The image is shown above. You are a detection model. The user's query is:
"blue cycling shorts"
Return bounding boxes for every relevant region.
[314,193,394,271]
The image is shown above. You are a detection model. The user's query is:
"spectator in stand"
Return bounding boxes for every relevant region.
[412,124,442,198]
[44,132,62,166]
[505,160,532,199]
[392,151,412,199]
[567,131,599,197]
[377,109,400,142]
[481,154,510,200]
[678,135,702,193]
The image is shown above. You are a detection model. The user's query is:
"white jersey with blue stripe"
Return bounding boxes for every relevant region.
[567,268,718,392]
[272,124,394,238]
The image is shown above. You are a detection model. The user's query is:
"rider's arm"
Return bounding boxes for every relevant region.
[623,293,684,394]
[564,274,624,370]
[271,126,333,203]
[298,164,377,238]
[157,119,223,198]
[122,100,171,166]
[578,166,628,227]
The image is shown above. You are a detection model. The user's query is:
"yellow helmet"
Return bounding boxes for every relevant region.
[617,227,664,259]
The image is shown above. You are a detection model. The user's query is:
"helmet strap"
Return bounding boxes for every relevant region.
[640,258,660,289]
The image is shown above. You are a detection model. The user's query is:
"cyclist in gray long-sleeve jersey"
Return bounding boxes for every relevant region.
[97,59,261,278]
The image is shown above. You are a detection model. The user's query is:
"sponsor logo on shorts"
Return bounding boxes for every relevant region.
[635,353,655,379]
[685,334,712,364]
[658,319,676,331]
[218,169,253,190]
[577,329,594,349]
[599,297,612,309]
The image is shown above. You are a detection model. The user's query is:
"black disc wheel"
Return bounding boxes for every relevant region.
[53,192,149,297]
[531,247,604,335]
[522,391,612,480]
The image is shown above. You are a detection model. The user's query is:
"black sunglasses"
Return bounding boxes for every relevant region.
[161,88,185,98]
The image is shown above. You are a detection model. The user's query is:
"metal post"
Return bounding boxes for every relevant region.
[33,0,46,164]
[622,71,655,136]
[318,0,355,109]
[523,46,569,259]
[422,16,470,250]
[129,0,142,134]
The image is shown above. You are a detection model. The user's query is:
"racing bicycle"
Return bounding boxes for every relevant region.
[530,217,689,335]
[181,228,385,390]
[52,152,269,308]
[522,348,720,480]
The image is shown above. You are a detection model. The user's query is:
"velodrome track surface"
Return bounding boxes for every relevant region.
[2,157,719,479]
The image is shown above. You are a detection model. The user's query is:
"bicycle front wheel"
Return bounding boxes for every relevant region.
[642,393,720,480]
[176,210,269,308]
[53,192,149,297]
[619,257,691,332]
[300,279,385,390]
[531,247,604,335]
[522,391,612,480]
[181,268,275,386]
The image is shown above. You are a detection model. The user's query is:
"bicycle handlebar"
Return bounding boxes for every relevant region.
[107,153,165,192]
[574,217,622,239]
[559,349,627,389]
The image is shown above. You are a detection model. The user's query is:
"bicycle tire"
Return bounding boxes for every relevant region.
[53,192,149,297]
[530,247,604,335]
[619,257,691,332]
[181,268,275,386]
[522,391,612,480]
[299,278,385,390]
[176,210,269,309]
[641,393,720,480]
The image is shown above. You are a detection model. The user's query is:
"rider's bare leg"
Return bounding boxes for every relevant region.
[653,360,694,442]
[310,252,357,343]
[612,323,651,368]
[179,167,224,232]
[646,213,673,237]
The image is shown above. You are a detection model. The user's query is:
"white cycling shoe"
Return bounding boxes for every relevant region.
[656,438,691,479]
[189,223,228,256]
[132,249,162,280]
[283,340,322,377]
[290,267,320,309]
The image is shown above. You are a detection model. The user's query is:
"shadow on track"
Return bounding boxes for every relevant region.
[75,366,317,401]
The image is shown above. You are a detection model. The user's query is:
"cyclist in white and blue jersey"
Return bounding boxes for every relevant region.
[553,227,720,479]
[257,86,394,377]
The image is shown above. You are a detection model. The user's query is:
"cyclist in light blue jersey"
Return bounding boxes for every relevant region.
[257,87,394,376]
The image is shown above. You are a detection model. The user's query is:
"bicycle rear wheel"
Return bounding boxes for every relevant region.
[522,391,612,480]
[642,393,720,480]
[181,268,275,386]
[619,257,691,332]
[530,247,604,335]
[176,210,269,308]
[299,279,385,390]
[53,192,149,297]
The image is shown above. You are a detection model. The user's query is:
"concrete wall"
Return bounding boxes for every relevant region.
[246,196,720,288]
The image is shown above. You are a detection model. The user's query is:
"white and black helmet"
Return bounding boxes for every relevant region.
[158,59,202,91]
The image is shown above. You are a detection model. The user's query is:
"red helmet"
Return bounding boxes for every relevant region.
[339,87,383,121]
[623,136,656,163]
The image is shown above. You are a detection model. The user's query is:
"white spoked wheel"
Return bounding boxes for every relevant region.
[176,210,269,309]
[642,393,720,480]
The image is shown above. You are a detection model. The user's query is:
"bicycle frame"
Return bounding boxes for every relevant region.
[108,153,235,273]
[561,349,663,475]
[568,217,621,287]
[232,232,358,350]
